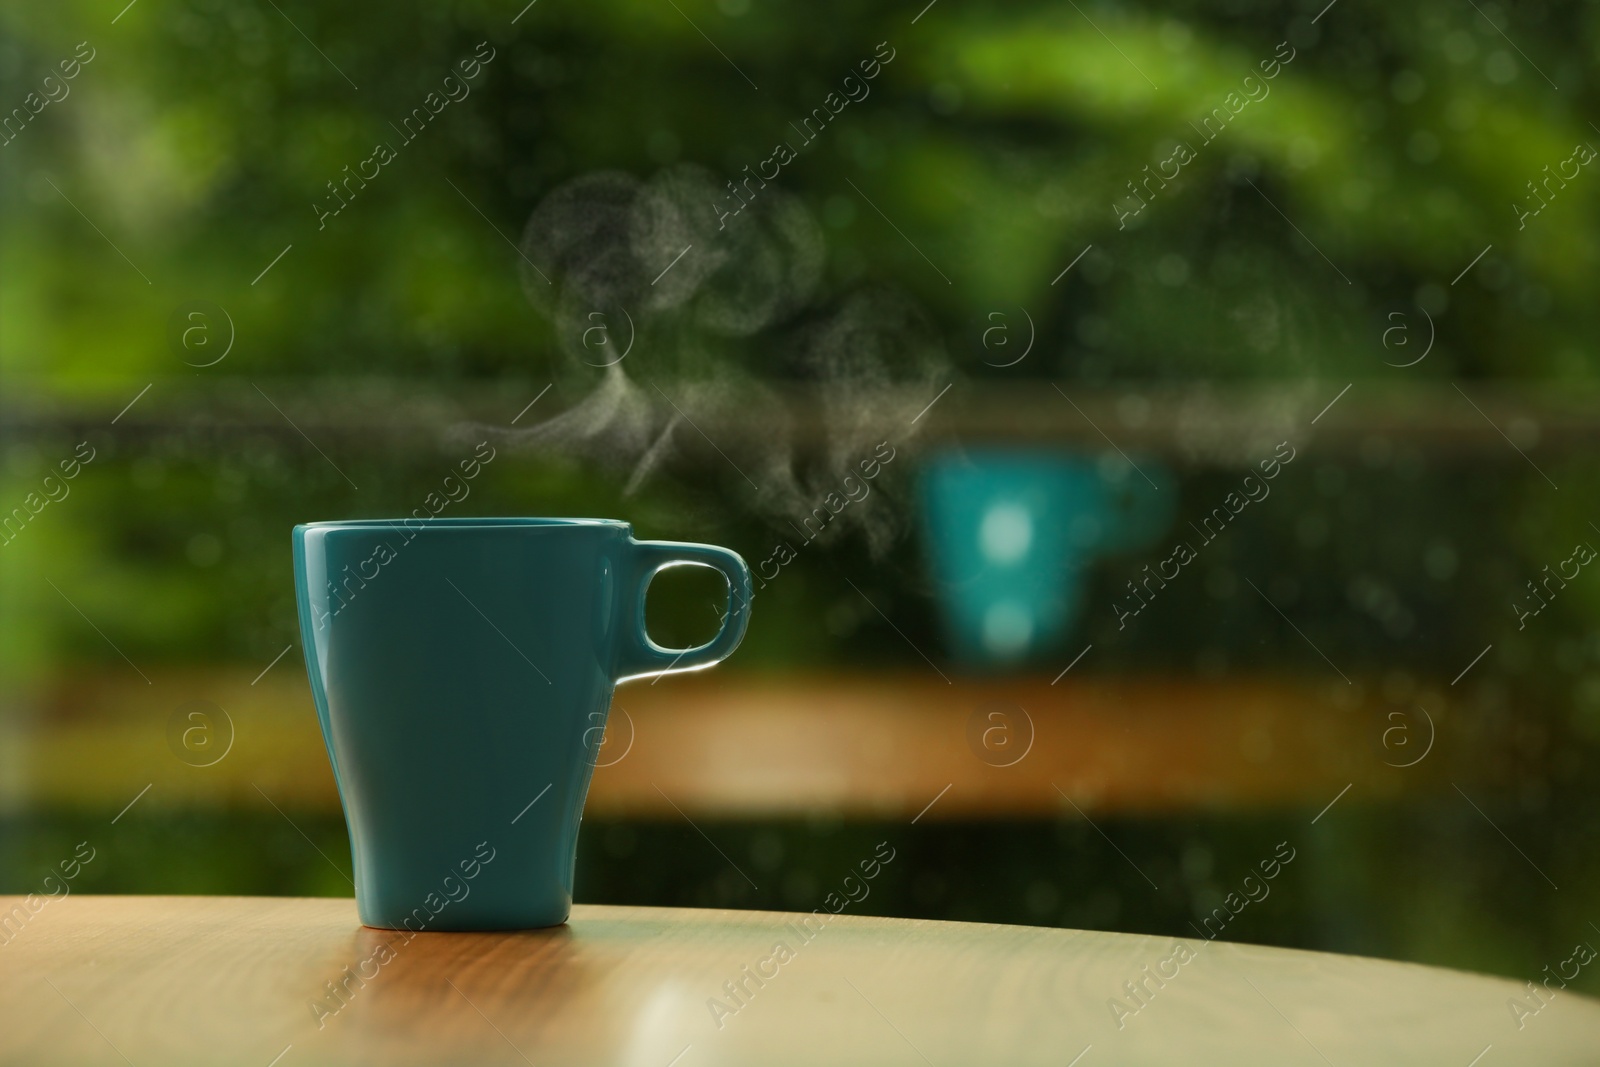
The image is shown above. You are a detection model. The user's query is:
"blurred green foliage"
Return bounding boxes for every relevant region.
[2,0,1597,386]
[0,0,1595,670]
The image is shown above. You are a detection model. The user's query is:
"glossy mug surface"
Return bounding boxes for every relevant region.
[292,517,752,930]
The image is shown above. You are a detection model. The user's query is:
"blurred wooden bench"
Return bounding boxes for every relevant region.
[9,669,1451,818]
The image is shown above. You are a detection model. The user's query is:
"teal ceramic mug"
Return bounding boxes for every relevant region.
[292,517,752,930]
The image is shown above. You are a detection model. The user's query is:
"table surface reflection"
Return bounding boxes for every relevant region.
[1,896,1595,1065]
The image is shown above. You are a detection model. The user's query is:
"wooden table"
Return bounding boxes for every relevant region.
[2,897,1594,1065]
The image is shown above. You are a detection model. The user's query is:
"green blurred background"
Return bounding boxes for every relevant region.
[3,0,1598,997]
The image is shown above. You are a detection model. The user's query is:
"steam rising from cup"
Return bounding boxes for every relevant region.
[471,164,952,557]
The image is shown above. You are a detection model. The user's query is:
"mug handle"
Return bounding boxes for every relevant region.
[1100,466,1173,554]
[615,539,753,683]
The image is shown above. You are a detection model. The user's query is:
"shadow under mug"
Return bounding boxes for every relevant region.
[292,517,752,931]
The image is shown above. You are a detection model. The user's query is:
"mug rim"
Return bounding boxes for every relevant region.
[295,517,630,530]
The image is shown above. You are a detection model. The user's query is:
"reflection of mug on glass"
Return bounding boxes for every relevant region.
[293,518,751,930]
[921,449,1172,667]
